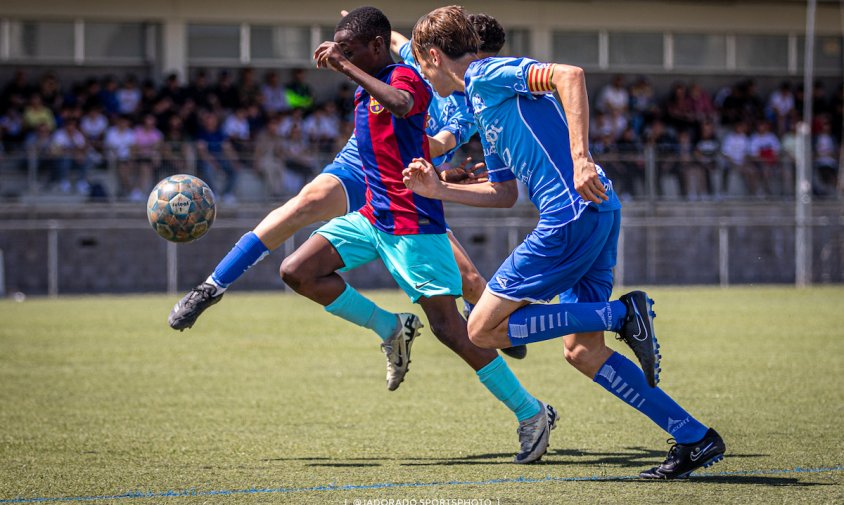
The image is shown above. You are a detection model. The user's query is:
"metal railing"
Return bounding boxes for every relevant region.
[0,211,841,297]
[1,142,839,203]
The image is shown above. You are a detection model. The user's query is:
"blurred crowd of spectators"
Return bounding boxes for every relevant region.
[0,68,841,202]
[0,68,354,202]
[591,75,842,199]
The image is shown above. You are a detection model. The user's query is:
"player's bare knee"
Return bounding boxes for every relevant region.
[467,321,499,349]
[279,256,308,292]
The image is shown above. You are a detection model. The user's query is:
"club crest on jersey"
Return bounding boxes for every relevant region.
[369,97,384,114]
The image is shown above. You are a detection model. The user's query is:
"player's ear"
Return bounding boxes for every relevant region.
[427,47,440,66]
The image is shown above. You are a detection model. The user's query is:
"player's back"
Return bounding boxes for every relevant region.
[466,57,620,226]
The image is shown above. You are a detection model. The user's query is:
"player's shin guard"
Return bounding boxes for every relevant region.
[477,356,541,421]
[507,301,626,345]
[209,231,270,290]
[593,352,708,444]
[324,283,398,340]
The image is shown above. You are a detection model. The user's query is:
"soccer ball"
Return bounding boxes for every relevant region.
[147,174,216,243]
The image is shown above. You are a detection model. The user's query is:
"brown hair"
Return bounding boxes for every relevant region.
[411,5,479,61]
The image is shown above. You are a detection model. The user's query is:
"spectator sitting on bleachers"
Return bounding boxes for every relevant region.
[767,81,796,137]
[694,121,721,199]
[133,114,164,196]
[262,71,287,115]
[748,120,782,196]
[23,94,56,133]
[116,75,142,117]
[814,117,839,197]
[285,68,314,111]
[195,112,240,203]
[628,76,658,135]
[281,123,316,193]
[254,114,286,198]
[303,102,341,153]
[50,117,90,194]
[215,70,240,111]
[720,121,751,197]
[596,74,629,116]
[105,115,138,200]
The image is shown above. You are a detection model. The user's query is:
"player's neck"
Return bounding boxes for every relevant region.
[445,54,478,93]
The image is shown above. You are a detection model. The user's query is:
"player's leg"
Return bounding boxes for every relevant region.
[565,329,725,478]
[282,212,422,391]
[378,232,556,463]
[466,210,660,387]
[561,216,724,479]
[168,170,353,330]
[447,230,526,360]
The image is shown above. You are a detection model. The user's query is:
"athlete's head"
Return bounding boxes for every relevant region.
[335,6,393,75]
[468,13,505,57]
[411,6,479,96]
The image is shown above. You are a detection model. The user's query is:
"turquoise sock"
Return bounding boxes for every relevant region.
[324,284,398,341]
[477,356,541,421]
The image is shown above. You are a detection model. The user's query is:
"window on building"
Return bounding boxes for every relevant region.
[8,20,75,60]
[501,28,530,57]
[552,31,600,67]
[85,22,146,61]
[797,35,843,72]
[673,33,727,69]
[608,32,663,68]
[251,25,311,62]
[188,24,240,60]
[735,34,788,71]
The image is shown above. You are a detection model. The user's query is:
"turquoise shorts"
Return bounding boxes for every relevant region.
[314,212,462,302]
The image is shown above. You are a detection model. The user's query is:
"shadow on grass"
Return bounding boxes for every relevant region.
[688,475,835,487]
[263,448,768,469]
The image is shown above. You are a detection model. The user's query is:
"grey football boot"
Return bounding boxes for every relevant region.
[514,402,558,464]
[381,313,423,391]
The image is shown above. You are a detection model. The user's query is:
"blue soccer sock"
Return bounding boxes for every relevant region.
[477,356,541,422]
[208,231,270,291]
[324,284,398,341]
[594,352,709,444]
[507,300,627,345]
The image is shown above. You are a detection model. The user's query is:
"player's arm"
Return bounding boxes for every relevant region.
[390,31,410,57]
[427,130,457,159]
[314,42,413,117]
[403,157,517,208]
[528,63,608,204]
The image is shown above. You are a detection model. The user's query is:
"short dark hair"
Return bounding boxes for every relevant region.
[336,6,391,44]
[412,5,479,60]
[468,13,505,54]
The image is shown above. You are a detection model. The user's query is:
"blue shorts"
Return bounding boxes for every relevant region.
[314,212,462,302]
[487,208,621,304]
[321,162,367,214]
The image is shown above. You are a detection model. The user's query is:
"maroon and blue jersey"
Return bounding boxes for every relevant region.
[355,64,445,235]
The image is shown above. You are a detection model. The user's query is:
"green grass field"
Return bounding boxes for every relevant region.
[1,287,843,504]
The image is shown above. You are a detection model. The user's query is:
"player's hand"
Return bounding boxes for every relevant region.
[403,157,442,198]
[313,42,347,73]
[574,157,608,204]
[440,157,488,184]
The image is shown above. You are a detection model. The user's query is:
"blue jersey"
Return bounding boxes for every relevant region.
[333,134,360,168]
[400,42,476,166]
[464,57,621,227]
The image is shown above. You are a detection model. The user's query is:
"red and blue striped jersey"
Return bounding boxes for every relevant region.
[355,64,445,235]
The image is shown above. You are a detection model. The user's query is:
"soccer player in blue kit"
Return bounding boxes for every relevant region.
[403,6,726,479]
[278,6,556,464]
